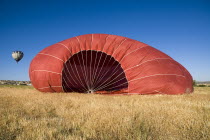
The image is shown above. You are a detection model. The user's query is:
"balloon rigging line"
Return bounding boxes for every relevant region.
[94,46,149,91]
[90,35,96,90]
[96,45,149,88]
[74,48,89,91]
[62,76,76,92]
[61,42,87,92]
[95,76,127,91]
[92,38,127,89]
[92,41,135,87]
[97,73,186,92]
[104,81,128,91]
[93,70,124,91]
[71,53,88,91]
[94,58,173,91]
[62,64,79,92]
[57,38,182,93]
[90,37,124,87]
[37,51,78,92]
[58,43,72,92]
[33,44,77,92]
[76,37,89,89]
[59,42,84,92]
[91,35,119,87]
[91,35,110,88]
[57,42,80,92]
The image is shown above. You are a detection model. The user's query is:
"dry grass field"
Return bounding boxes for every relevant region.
[0,86,209,140]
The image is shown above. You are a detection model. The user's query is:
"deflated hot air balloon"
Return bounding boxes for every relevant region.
[29,34,193,95]
[12,51,24,63]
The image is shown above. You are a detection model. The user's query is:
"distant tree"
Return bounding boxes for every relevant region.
[198,84,206,87]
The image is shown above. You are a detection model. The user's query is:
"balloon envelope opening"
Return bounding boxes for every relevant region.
[62,50,128,93]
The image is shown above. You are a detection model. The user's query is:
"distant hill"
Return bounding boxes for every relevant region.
[197,81,210,84]
[0,80,31,85]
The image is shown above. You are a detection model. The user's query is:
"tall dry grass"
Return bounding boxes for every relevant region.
[0,86,209,140]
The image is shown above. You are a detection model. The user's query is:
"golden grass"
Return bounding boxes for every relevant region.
[0,86,210,140]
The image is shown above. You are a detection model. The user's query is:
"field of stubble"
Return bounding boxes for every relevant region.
[0,86,209,140]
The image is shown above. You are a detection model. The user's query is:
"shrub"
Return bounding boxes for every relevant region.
[198,84,206,87]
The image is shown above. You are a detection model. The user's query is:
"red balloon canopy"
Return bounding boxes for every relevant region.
[29,34,193,95]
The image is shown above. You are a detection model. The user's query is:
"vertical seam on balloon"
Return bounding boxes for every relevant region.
[119,46,149,62]
[62,62,78,92]
[56,43,71,52]
[91,43,101,90]
[57,42,72,56]
[63,61,82,92]
[93,35,109,89]
[91,35,109,89]
[94,45,148,91]
[137,48,155,64]
[67,42,84,91]
[76,37,89,88]
[93,38,127,89]
[65,41,87,92]
[111,38,127,56]
[91,35,103,89]
[93,37,119,87]
[89,34,93,90]
[61,67,65,92]
[38,52,65,92]
[94,41,137,89]
[76,37,87,90]
[62,75,75,92]
[68,52,88,92]
[89,34,96,88]
[92,35,110,89]
[56,42,72,92]
[64,47,88,92]
[60,67,65,92]
[93,51,129,91]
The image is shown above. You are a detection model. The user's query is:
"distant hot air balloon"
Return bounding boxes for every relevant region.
[12,51,24,63]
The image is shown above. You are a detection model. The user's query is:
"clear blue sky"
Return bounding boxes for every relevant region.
[0,0,209,81]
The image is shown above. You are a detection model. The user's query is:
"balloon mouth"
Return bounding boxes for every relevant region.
[62,50,128,93]
[87,89,95,94]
